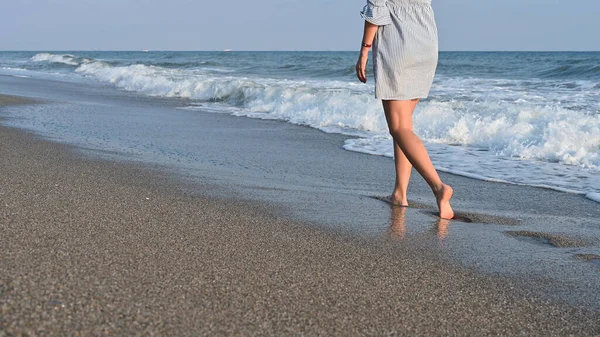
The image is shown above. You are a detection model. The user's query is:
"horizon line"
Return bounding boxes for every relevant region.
[1,49,599,53]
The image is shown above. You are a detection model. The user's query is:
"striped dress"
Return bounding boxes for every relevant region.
[361,0,438,100]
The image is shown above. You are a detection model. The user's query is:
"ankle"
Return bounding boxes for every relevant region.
[431,182,445,195]
[392,188,406,198]
[391,190,408,204]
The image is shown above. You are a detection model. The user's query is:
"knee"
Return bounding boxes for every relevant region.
[388,125,413,138]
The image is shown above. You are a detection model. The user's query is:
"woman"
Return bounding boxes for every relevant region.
[356,0,454,219]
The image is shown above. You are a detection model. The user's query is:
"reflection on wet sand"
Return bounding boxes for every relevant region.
[389,206,451,241]
[436,219,450,241]
[390,206,408,239]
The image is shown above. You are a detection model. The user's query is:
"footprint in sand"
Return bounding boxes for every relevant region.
[575,254,600,269]
[504,231,586,248]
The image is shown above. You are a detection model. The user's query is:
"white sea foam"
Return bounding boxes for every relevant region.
[1,67,27,72]
[29,53,599,201]
[417,100,599,169]
[31,53,79,66]
[74,61,387,134]
[587,193,600,203]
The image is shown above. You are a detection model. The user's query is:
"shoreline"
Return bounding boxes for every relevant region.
[2,95,600,334]
[0,94,41,106]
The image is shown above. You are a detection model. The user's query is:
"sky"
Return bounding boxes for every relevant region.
[1,0,599,51]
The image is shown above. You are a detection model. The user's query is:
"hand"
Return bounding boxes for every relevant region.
[356,51,369,83]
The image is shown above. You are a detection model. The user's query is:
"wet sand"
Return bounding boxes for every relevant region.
[2,95,599,335]
[0,94,39,106]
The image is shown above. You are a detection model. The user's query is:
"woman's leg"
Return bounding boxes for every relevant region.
[390,99,418,207]
[392,142,412,206]
[383,99,454,219]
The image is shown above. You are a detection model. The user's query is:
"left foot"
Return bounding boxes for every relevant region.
[388,193,408,207]
[435,184,454,220]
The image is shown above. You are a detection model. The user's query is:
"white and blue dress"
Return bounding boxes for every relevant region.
[361,0,439,100]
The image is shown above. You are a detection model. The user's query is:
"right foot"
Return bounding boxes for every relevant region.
[435,184,454,219]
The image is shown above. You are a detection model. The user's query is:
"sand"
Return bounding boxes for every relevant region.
[1,95,599,335]
[0,94,39,106]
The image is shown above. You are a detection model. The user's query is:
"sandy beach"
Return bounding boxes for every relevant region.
[1,93,600,335]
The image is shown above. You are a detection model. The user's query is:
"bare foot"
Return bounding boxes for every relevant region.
[435,184,454,219]
[388,193,408,207]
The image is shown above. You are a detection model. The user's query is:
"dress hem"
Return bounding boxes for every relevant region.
[375,94,430,101]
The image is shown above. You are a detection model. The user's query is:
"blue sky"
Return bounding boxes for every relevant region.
[1,0,599,51]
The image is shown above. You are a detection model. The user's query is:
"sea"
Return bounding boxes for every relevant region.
[0,51,599,202]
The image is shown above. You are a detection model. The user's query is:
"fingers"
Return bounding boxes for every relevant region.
[358,67,367,83]
[356,63,367,83]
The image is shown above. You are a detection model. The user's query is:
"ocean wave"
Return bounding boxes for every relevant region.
[536,64,600,80]
[31,53,79,66]
[349,100,599,169]
[150,61,201,69]
[272,63,356,78]
[74,60,384,133]
[426,101,599,168]
[30,53,99,71]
